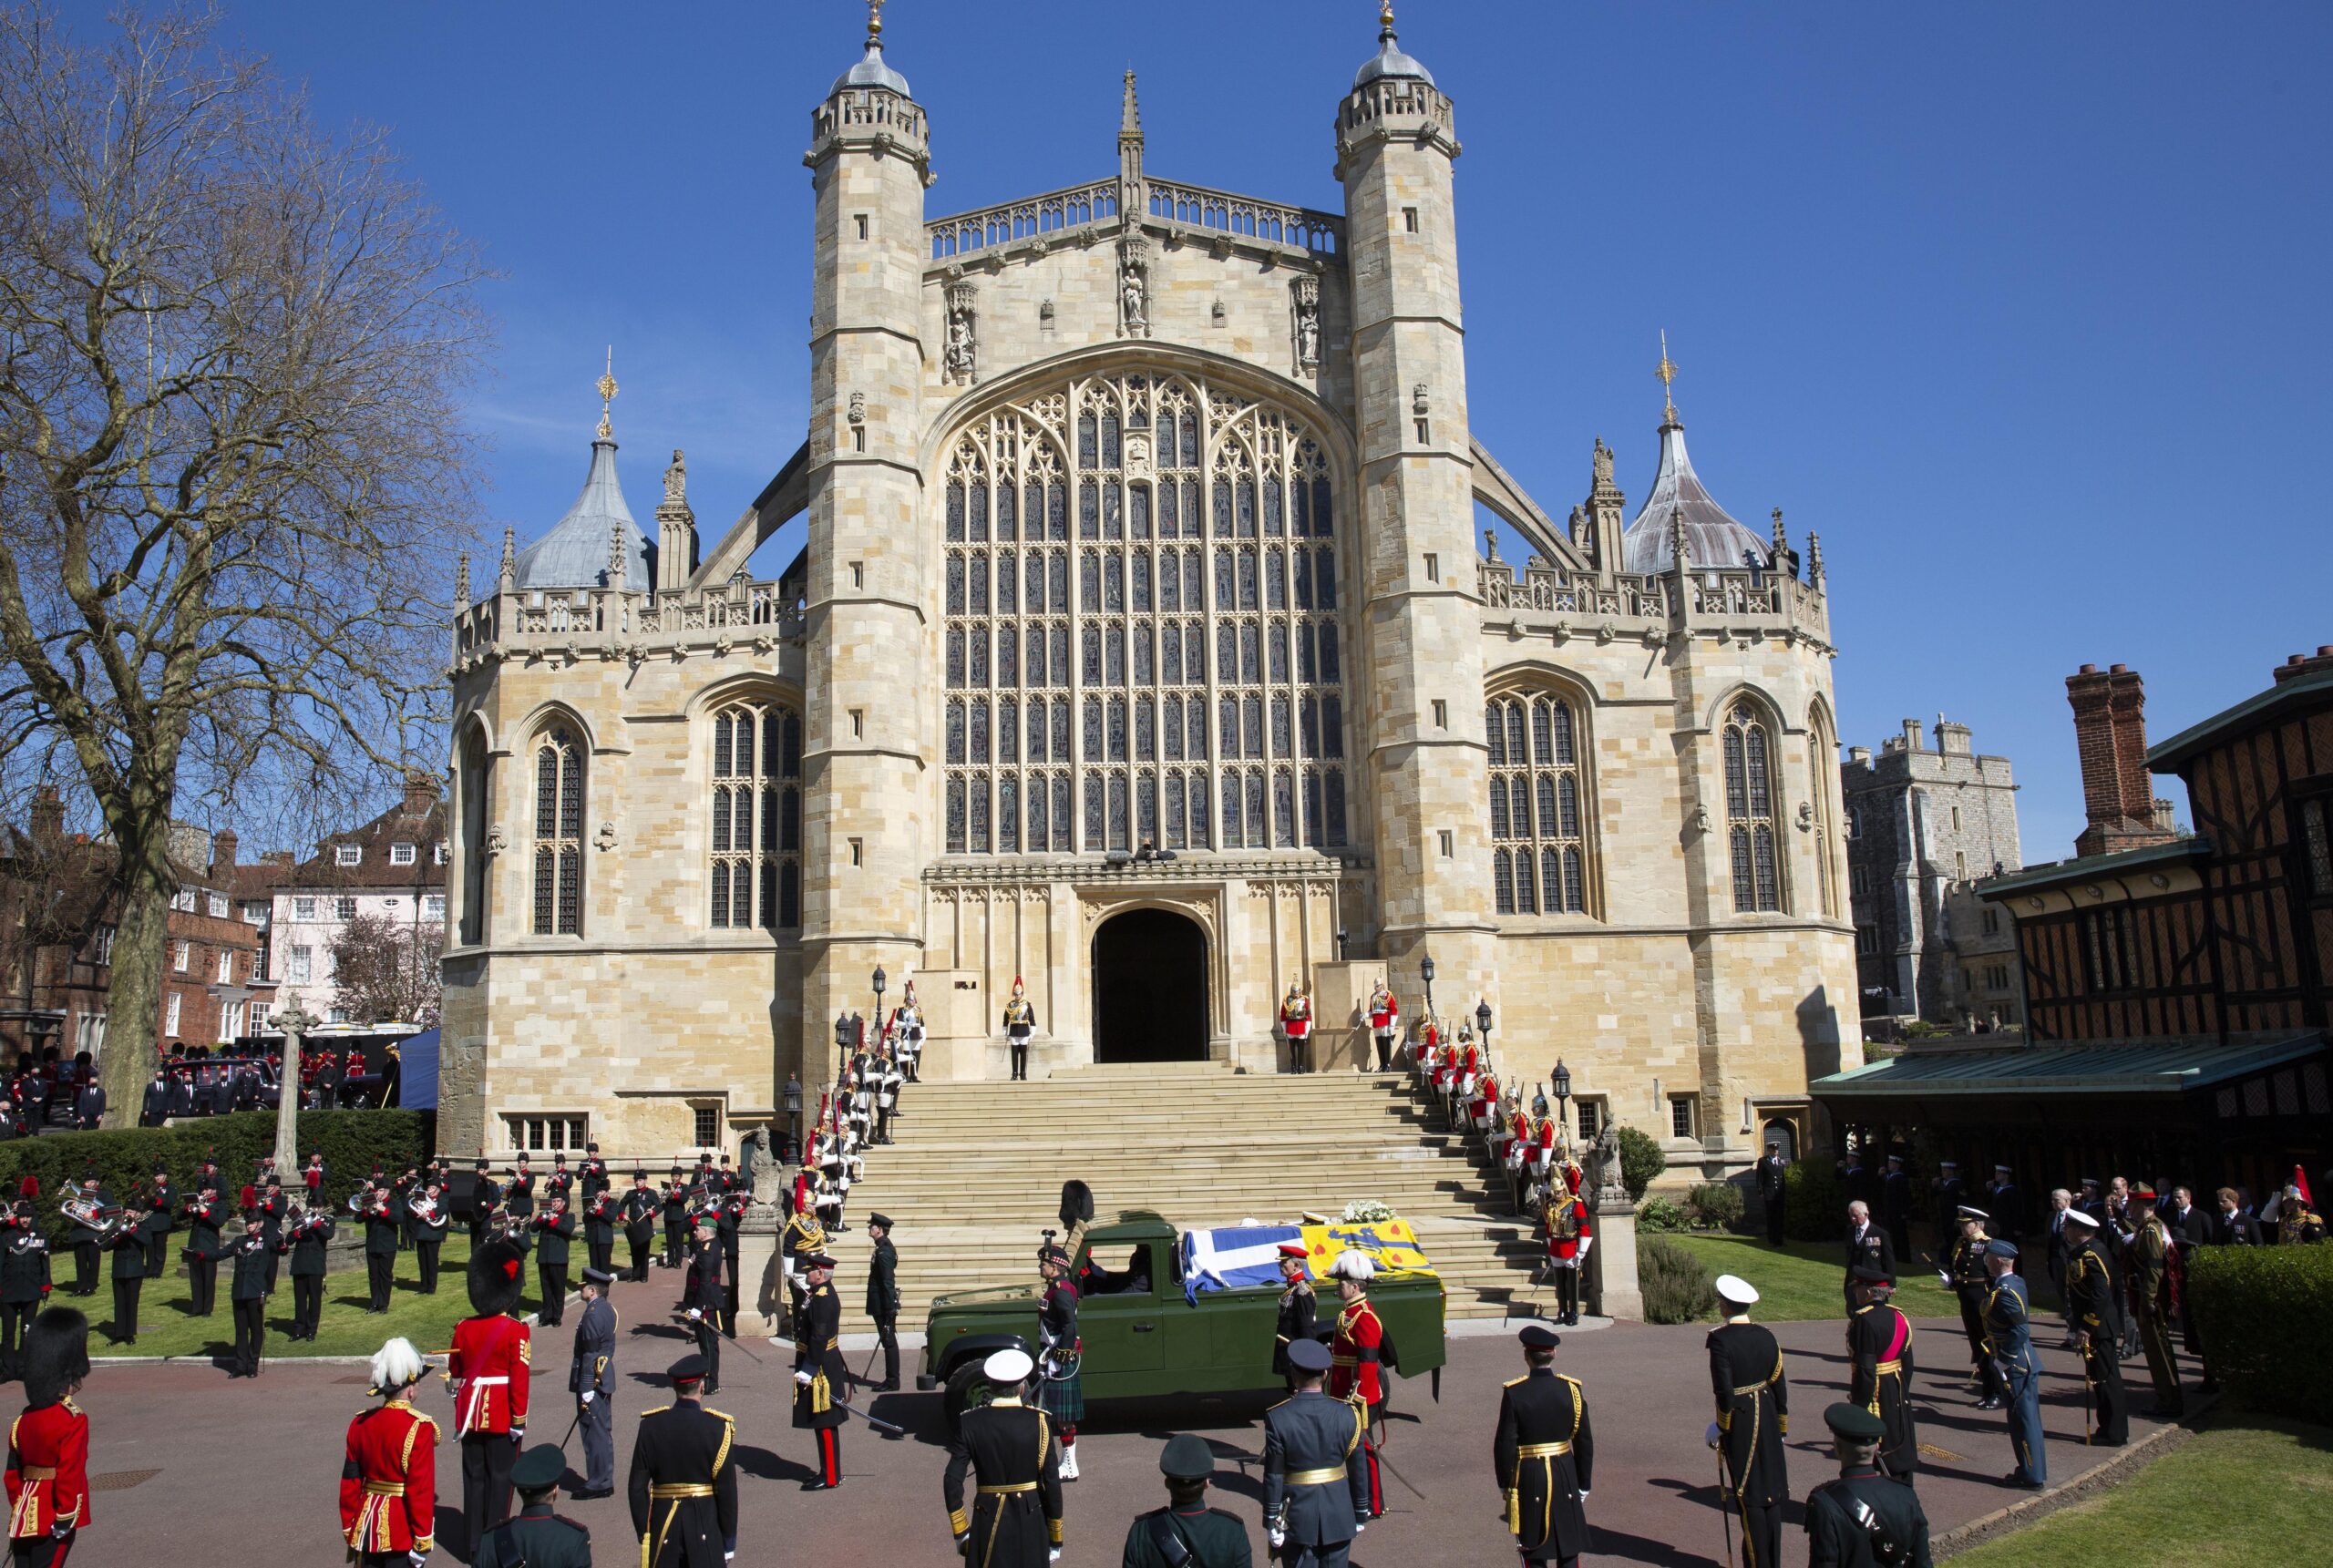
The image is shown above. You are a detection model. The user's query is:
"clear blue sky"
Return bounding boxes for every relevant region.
[124,1,2332,859]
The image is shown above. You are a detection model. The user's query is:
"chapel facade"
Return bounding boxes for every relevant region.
[437,10,1860,1179]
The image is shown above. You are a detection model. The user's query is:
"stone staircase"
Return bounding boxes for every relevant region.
[807,1061,1552,1335]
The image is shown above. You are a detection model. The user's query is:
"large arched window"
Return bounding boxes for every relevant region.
[941,370,1349,856]
[1722,702,1784,913]
[532,726,583,936]
[1486,692,1588,916]
[709,698,804,930]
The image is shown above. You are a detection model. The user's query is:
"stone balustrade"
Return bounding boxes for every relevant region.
[451,579,806,672]
[1476,557,1831,649]
[1144,179,1342,255]
[926,174,1343,265]
[927,179,1121,261]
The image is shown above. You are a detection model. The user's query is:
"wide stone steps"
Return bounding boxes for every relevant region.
[802,1065,1553,1333]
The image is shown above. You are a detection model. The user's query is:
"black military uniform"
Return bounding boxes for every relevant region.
[506,1165,537,1225]
[1843,1215,1896,1309]
[583,1189,617,1279]
[684,1226,724,1394]
[227,1212,271,1377]
[628,1357,739,1568]
[714,1193,743,1339]
[1755,1145,1788,1245]
[1931,1164,1966,1241]
[0,1218,51,1378]
[1804,1403,1934,1568]
[1270,1254,1317,1387]
[944,1358,1064,1568]
[1943,1210,2003,1403]
[1261,1338,1368,1567]
[67,1180,107,1296]
[476,1446,591,1568]
[1845,1270,1917,1479]
[285,1210,335,1339]
[1123,1432,1251,1568]
[2061,1212,2128,1445]
[533,1202,576,1327]
[1985,1168,2025,1245]
[106,1221,147,1346]
[579,1145,610,1204]
[183,1188,225,1316]
[412,1188,449,1293]
[364,1190,401,1312]
[622,1176,659,1281]
[794,1255,848,1489]
[1494,1327,1594,1567]
[256,1180,287,1292]
[468,1161,502,1248]
[661,1171,689,1268]
[1707,1282,1788,1568]
[140,1170,176,1277]
[1881,1157,1915,1260]
[866,1214,901,1391]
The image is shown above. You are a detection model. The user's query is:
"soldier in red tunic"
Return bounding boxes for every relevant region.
[1544,1186,1595,1327]
[1279,983,1315,1075]
[6,1306,89,1566]
[1365,981,1400,1071]
[446,1236,532,1554]
[341,1337,439,1566]
[1324,1252,1385,1520]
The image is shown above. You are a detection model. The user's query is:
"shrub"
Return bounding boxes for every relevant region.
[1783,1157,1846,1243]
[1687,1182,1746,1232]
[0,1110,432,1243]
[1640,1236,1718,1324]
[1635,1195,1691,1234]
[2188,1242,2333,1420]
[1615,1125,1666,1203]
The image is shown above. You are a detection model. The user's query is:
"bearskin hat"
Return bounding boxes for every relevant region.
[24,1307,89,1409]
[1058,1179,1095,1230]
[468,1235,528,1316]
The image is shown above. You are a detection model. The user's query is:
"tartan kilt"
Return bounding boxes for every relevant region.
[1036,1368,1084,1425]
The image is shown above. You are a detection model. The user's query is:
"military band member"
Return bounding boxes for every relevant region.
[139,1164,175,1278]
[580,1142,609,1203]
[1002,977,1038,1081]
[1271,1243,1316,1390]
[102,1206,145,1348]
[629,1354,738,1568]
[1542,1185,1593,1327]
[1705,1275,1788,1568]
[1845,1267,1917,1480]
[1125,1432,1251,1568]
[944,1348,1064,1568]
[475,1444,591,1568]
[2060,1208,2127,1445]
[684,1217,724,1397]
[0,1207,51,1380]
[447,1236,533,1552]
[661,1166,689,1269]
[1804,1402,1933,1568]
[1263,1337,1368,1568]
[8,1307,91,1566]
[1323,1252,1384,1520]
[339,1337,439,1567]
[227,1188,272,1378]
[63,1173,103,1297]
[622,1170,659,1281]
[1980,1240,2045,1490]
[1939,1206,2002,1406]
[356,1180,398,1314]
[867,1214,901,1392]
[505,1158,537,1224]
[182,1179,232,1318]
[468,1158,501,1250]
[284,1202,334,1340]
[794,1253,848,1491]
[578,1184,616,1285]
[1492,1324,1593,1567]
[1038,1243,1084,1482]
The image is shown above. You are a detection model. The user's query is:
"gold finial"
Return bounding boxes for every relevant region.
[867,0,884,46]
[594,346,618,440]
[1380,1,1397,35]
[1655,329,1679,424]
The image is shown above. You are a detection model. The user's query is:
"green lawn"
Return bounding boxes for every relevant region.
[1948,1416,2333,1566]
[1650,1233,2060,1322]
[87,1232,584,1360]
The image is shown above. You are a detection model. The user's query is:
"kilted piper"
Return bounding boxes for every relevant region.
[1037,1242,1084,1481]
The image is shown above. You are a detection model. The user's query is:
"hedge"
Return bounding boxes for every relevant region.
[1615,1125,1667,1203]
[1641,1236,1719,1324]
[0,1111,432,1244]
[2187,1242,2333,1421]
[1783,1158,1846,1243]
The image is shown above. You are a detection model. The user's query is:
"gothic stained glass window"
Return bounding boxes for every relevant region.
[1485,693,1590,917]
[939,371,1349,854]
[532,726,584,936]
[1723,702,1785,913]
[708,698,805,928]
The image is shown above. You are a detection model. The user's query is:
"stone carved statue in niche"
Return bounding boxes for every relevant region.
[1291,274,1321,371]
[944,282,978,384]
[1117,238,1149,339]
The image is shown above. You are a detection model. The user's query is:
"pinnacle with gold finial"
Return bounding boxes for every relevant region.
[1656,329,1679,425]
[594,346,618,440]
[1381,1,1397,36]
[867,0,885,46]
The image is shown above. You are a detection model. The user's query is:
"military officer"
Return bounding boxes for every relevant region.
[1755,1139,1788,1245]
[1322,1252,1385,1519]
[2060,1208,2128,1446]
[569,1266,618,1499]
[1986,1164,2024,1245]
[780,1201,827,1333]
[1125,1433,1251,1568]
[1980,1240,2046,1491]
[866,1213,901,1392]
[1804,1402,1933,1568]
[1939,1206,2002,1407]
[1263,1337,1369,1568]
[1271,1242,1316,1390]
[628,1354,739,1568]
[339,1337,439,1568]
[1843,1201,1896,1311]
[2125,1189,2184,1418]
[794,1252,848,1491]
[475,1444,591,1568]
[1002,976,1039,1081]
[1845,1266,1917,1481]
[683,1216,724,1396]
[1493,1324,1594,1568]
[1705,1275,1788,1568]
[943,1348,1065,1568]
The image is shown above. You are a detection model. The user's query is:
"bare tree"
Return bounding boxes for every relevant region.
[0,8,488,1122]
[326,909,440,1027]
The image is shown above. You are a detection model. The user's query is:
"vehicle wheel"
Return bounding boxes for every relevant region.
[943,1358,1002,1436]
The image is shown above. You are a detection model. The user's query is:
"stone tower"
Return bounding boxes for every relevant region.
[1335,7,1494,1002]
[802,8,931,1071]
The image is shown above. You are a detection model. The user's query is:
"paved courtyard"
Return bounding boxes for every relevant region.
[78,1266,2173,1566]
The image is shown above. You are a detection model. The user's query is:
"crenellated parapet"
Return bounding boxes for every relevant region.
[450,575,806,678]
[1475,555,1832,653]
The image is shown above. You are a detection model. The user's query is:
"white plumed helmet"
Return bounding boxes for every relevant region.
[371,1336,424,1392]
[1329,1251,1377,1283]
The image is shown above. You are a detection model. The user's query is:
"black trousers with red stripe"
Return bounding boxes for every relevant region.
[814,1424,841,1486]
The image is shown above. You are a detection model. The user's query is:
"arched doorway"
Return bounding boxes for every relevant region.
[1091,908,1209,1063]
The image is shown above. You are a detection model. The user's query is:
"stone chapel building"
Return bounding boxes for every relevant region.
[437,11,1860,1176]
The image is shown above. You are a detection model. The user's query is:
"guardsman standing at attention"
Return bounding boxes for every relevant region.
[447,1236,532,1553]
[9,1307,91,1564]
[1755,1139,1788,1246]
[628,1354,738,1568]
[1323,1251,1385,1520]
[866,1213,901,1392]
[339,1337,438,1568]
[1124,1433,1252,1568]
[1280,982,1315,1075]
[1940,1206,2001,1407]
[1494,1324,1594,1568]
[1263,1338,1368,1568]
[794,1253,848,1491]
[683,1215,724,1397]
[2059,1208,2128,1446]
[1804,1403,1933,1568]
[569,1266,618,1499]
[474,1444,591,1568]
[943,1348,1064,1568]
[1980,1240,2045,1491]
[1845,1266,1917,1481]
[2125,1189,2184,1419]
[622,1169,659,1281]
[1271,1242,1316,1390]
[1542,1182,1593,1327]
[1002,976,1039,1081]
[1705,1276,1788,1568]
[1365,979,1400,1072]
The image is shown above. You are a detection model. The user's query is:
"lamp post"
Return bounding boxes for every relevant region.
[834,1011,852,1085]
[271,1001,319,1174]
[1475,998,1493,1065]
[1420,954,1436,1028]
[1551,1057,1572,1146]
[782,1072,803,1164]
[872,967,888,1050]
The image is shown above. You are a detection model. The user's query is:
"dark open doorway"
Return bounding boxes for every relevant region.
[1092,908,1209,1063]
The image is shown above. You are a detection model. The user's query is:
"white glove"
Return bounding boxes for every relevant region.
[581,1390,595,1405]
[1578,1236,1593,1257]
[795,1369,813,1386]
[1705,1420,1722,1448]
[1049,1553,1062,1565]
[1578,1490,1590,1500]
[1937,1271,1952,1287]
[1268,1531,1286,1551]
[686,1308,703,1321]
[409,1553,429,1568]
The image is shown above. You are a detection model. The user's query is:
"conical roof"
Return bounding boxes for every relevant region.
[1619,416,1770,576]
[512,435,653,592]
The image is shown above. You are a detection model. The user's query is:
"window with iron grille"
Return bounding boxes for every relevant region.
[1670,1095,1698,1139]
[504,1114,588,1153]
[1722,703,1784,913]
[693,1105,719,1148]
[708,699,804,930]
[532,726,584,935]
[1576,1100,1601,1143]
[1485,692,1589,917]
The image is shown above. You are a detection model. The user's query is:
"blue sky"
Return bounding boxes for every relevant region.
[141,1,2331,859]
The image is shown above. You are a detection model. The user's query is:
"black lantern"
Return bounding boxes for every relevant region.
[1420,954,1437,1021]
[782,1073,803,1163]
[835,1011,852,1078]
[1551,1058,1572,1109]
[1475,998,1493,1039]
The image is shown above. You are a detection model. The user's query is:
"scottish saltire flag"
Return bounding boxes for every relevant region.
[1180,1225,1305,1303]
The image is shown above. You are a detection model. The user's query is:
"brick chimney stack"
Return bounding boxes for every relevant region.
[211,829,238,874]
[403,769,441,815]
[27,785,62,845]
[2066,662,2179,858]
[2271,644,2333,686]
